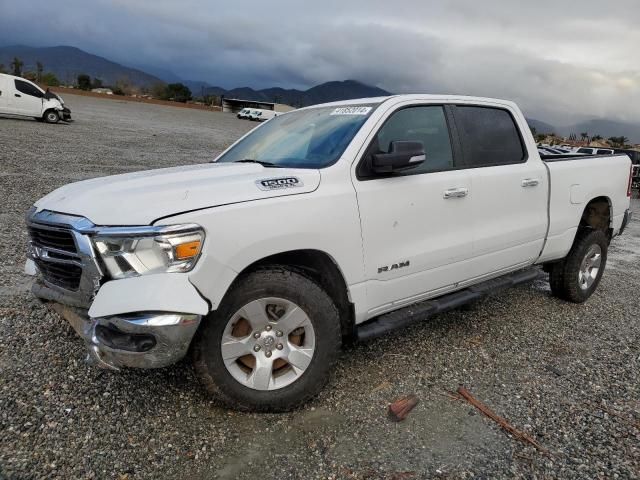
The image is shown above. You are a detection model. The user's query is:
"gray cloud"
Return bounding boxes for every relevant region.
[1,0,638,125]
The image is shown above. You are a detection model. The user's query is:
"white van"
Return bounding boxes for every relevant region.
[237,108,252,119]
[249,109,278,122]
[0,73,71,123]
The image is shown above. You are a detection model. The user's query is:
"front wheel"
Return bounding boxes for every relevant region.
[549,229,608,303]
[43,110,60,124]
[192,268,341,412]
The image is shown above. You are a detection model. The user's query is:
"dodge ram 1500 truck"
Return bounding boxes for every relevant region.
[25,95,633,411]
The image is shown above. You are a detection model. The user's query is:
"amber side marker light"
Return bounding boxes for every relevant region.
[175,241,202,260]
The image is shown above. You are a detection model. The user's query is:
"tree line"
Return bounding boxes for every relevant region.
[0,57,60,86]
[531,127,633,149]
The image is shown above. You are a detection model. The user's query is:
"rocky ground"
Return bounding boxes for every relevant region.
[1,95,639,479]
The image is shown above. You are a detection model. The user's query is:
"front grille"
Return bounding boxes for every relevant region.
[28,224,82,291]
[34,259,82,290]
[28,226,77,253]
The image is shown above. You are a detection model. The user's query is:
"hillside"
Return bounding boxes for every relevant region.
[0,45,164,88]
[205,80,391,107]
[527,118,557,135]
[559,119,640,144]
[527,117,640,143]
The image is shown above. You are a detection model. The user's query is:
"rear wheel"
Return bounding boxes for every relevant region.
[193,268,341,411]
[549,229,608,303]
[43,110,60,124]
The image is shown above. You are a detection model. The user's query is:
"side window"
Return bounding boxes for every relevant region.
[372,106,454,175]
[453,106,525,167]
[15,79,43,98]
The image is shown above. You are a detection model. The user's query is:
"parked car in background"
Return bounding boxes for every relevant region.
[25,95,632,411]
[0,73,71,123]
[577,147,614,155]
[538,146,583,157]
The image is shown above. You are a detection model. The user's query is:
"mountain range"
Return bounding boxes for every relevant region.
[198,80,391,107]
[0,45,390,108]
[0,45,164,88]
[527,118,640,143]
[1,45,637,141]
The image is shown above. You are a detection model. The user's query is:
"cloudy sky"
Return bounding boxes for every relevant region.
[1,0,638,125]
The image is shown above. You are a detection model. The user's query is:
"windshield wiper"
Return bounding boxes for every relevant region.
[234,159,283,168]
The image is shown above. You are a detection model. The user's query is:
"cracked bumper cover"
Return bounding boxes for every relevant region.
[28,262,209,369]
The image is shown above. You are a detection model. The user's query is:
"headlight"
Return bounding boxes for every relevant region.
[92,224,204,279]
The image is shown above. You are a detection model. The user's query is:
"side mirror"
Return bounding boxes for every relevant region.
[372,141,425,174]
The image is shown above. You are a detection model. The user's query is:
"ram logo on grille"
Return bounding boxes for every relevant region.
[256,176,303,191]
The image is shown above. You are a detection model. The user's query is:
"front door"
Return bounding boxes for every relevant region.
[10,79,44,116]
[353,104,475,317]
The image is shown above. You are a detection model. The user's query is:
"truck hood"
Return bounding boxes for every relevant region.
[34,162,321,225]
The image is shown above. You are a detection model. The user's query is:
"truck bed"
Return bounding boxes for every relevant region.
[537,153,631,263]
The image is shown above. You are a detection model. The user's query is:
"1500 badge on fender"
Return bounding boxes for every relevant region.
[256,177,303,191]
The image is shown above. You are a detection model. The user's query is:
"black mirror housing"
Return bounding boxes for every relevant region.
[372,141,425,174]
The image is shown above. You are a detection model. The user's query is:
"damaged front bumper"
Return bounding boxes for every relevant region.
[48,300,201,370]
[25,210,210,370]
[27,257,208,370]
[60,107,72,121]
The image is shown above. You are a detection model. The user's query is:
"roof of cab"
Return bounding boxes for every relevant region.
[307,94,518,110]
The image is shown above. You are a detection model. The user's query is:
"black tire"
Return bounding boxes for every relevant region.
[192,267,341,412]
[549,229,608,303]
[43,110,60,124]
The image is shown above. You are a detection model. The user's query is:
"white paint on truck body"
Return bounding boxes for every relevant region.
[28,94,632,327]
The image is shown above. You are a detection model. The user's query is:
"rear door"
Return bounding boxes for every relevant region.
[353,104,474,316]
[450,104,547,278]
[11,79,44,116]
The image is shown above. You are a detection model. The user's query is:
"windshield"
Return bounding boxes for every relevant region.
[216,104,378,169]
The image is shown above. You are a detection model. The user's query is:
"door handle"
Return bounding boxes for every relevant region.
[521,178,539,187]
[15,93,21,97]
[443,187,468,199]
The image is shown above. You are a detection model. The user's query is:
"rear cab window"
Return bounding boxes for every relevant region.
[452,105,526,168]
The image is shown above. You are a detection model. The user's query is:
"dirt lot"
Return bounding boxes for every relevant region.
[1,94,639,479]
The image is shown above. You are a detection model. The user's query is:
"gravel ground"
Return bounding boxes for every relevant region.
[1,94,639,479]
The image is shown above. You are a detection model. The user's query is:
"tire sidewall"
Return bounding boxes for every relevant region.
[44,110,59,124]
[566,230,608,302]
[194,269,340,411]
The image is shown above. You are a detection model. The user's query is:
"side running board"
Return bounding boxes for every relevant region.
[356,268,541,342]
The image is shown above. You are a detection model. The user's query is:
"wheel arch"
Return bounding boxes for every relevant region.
[221,249,356,342]
[579,195,612,237]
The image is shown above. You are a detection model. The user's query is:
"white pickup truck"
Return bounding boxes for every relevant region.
[25,95,633,411]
